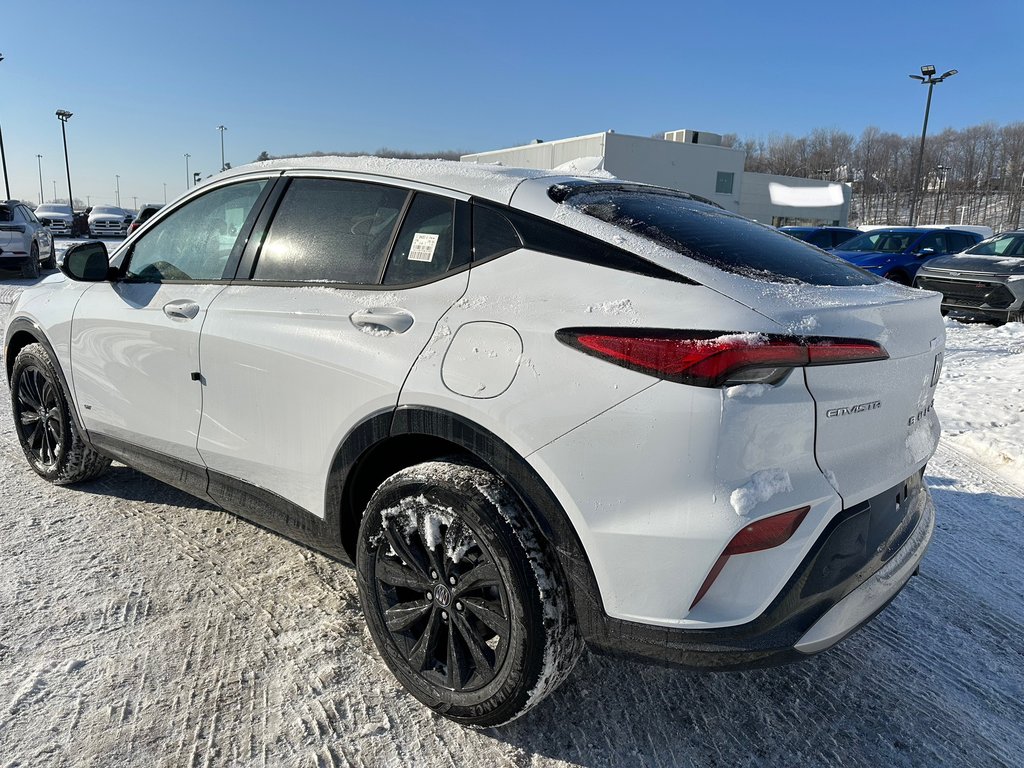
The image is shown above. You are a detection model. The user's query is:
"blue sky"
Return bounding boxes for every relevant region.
[2,0,1021,208]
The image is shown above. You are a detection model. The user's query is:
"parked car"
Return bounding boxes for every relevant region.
[126,203,163,235]
[0,200,56,277]
[88,205,134,238]
[34,203,75,237]
[4,158,942,727]
[914,230,1024,324]
[778,225,860,249]
[831,227,983,283]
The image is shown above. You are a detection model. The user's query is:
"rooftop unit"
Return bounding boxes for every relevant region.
[664,129,723,147]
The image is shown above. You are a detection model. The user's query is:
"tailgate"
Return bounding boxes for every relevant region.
[799,294,944,505]
[725,283,945,507]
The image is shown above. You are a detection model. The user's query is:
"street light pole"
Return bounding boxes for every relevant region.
[56,109,74,209]
[0,53,10,199]
[217,125,227,171]
[163,182,167,204]
[907,65,957,226]
[36,154,44,204]
[52,180,56,201]
[115,174,121,207]
[184,153,191,189]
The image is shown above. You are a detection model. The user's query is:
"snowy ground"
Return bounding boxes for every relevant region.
[0,263,1022,767]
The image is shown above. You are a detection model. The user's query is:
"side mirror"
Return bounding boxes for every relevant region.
[60,241,114,281]
[915,247,936,258]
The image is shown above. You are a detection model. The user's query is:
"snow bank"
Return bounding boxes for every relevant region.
[935,319,1024,485]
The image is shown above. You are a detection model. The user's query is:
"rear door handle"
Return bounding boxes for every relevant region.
[350,308,414,334]
[163,299,200,320]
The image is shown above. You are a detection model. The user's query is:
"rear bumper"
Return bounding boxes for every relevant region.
[579,471,935,669]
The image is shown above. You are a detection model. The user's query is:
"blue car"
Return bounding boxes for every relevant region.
[778,226,860,249]
[831,227,982,284]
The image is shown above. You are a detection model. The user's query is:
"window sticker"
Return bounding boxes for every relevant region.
[408,232,439,262]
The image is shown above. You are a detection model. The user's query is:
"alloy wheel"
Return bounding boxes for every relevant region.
[372,511,511,693]
[15,365,65,469]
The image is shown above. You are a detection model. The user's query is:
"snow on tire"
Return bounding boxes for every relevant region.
[355,460,582,727]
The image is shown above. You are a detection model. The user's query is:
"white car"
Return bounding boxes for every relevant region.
[4,158,941,727]
[1,200,56,277]
[88,205,133,237]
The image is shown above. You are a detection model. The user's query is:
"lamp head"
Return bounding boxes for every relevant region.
[920,64,937,77]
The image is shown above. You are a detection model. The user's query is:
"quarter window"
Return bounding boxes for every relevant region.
[126,180,267,281]
[254,178,407,283]
[472,206,521,261]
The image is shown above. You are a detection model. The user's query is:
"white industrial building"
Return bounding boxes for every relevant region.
[461,130,851,226]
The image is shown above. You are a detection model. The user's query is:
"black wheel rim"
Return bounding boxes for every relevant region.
[14,365,64,469]
[373,510,511,693]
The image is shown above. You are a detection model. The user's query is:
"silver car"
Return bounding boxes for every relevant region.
[914,231,1024,324]
[0,200,56,278]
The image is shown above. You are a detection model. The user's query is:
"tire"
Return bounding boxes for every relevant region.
[356,461,582,727]
[22,243,40,279]
[41,240,57,270]
[10,343,111,485]
[884,270,910,285]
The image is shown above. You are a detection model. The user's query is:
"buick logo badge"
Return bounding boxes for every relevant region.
[433,584,452,607]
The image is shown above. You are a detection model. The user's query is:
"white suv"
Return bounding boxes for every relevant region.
[4,158,941,726]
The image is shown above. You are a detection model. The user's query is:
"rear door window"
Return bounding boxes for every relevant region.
[560,187,878,286]
[382,193,456,285]
[254,178,408,284]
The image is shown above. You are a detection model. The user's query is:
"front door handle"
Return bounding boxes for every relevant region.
[163,299,200,320]
[350,308,414,334]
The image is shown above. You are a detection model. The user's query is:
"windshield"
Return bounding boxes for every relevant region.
[839,231,916,253]
[36,204,71,215]
[966,234,1024,257]
[561,187,879,286]
[92,206,123,215]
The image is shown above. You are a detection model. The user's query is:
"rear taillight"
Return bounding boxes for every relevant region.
[691,506,810,609]
[556,329,888,387]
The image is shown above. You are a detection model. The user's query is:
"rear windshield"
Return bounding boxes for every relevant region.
[561,188,878,286]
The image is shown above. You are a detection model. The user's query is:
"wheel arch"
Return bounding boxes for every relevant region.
[4,318,88,438]
[329,406,603,629]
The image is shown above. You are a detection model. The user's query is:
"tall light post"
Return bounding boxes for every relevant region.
[115,174,121,207]
[217,125,227,171]
[0,53,9,199]
[907,65,957,226]
[52,180,57,202]
[132,195,137,210]
[36,154,44,204]
[163,182,167,204]
[184,153,191,189]
[55,109,74,209]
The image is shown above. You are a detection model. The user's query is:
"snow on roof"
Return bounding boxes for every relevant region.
[225,155,581,205]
